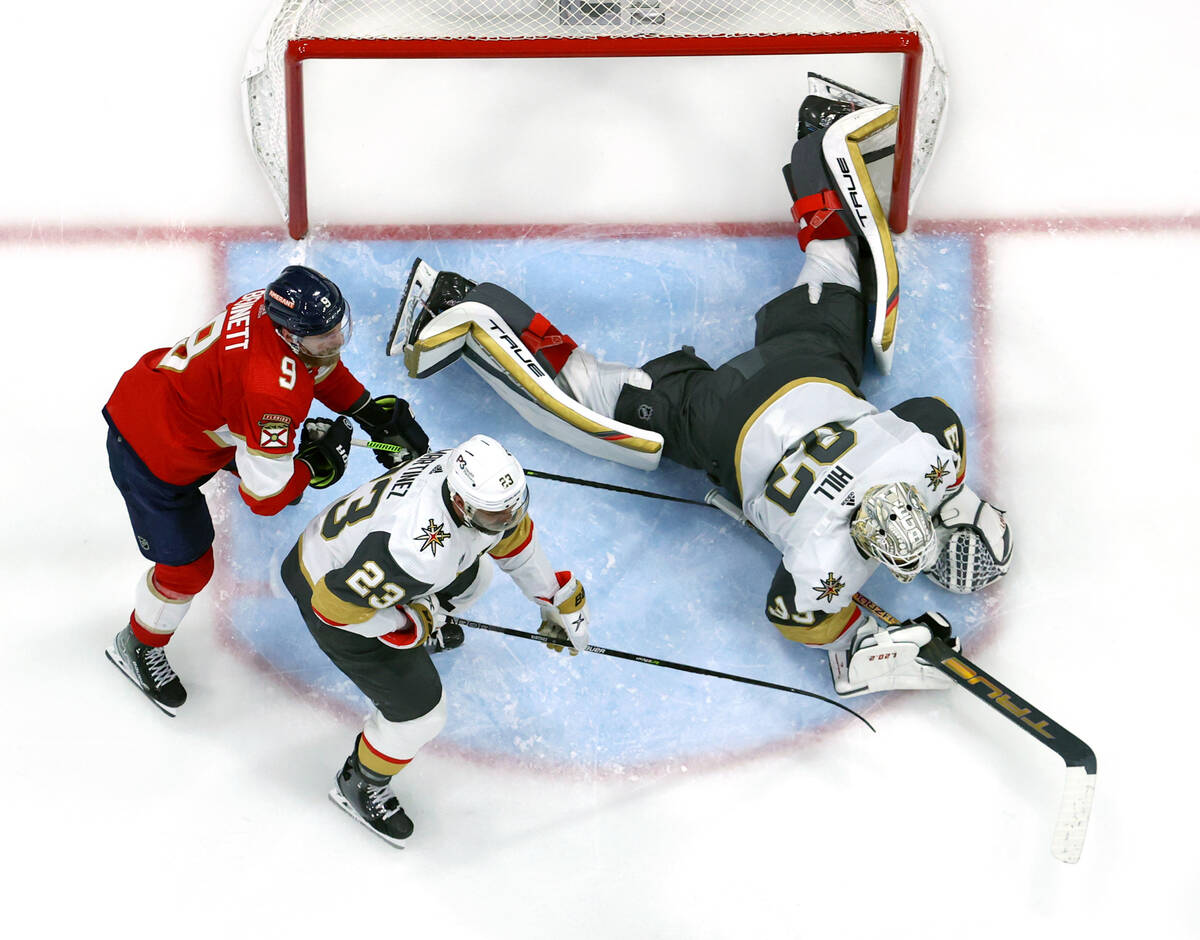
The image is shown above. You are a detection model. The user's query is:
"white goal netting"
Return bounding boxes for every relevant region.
[244,0,947,235]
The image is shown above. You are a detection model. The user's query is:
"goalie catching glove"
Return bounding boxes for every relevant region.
[298,415,353,489]
[347,394,429,468]
[927,485,1012,594]
[536,571,589,655]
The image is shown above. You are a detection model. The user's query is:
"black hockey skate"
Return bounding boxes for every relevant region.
[105,624,187,716]
[328,749,414,848]
[796,94,858,140]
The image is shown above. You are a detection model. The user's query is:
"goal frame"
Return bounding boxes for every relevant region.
[279,33,925,239]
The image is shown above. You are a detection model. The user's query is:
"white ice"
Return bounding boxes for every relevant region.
[2,1,1198,937]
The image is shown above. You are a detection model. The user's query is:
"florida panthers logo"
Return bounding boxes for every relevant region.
[813,572,846,602]
[258,413,292,449]
[414,519,450,556]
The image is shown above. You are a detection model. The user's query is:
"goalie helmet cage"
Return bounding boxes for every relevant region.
[243,0,948,239]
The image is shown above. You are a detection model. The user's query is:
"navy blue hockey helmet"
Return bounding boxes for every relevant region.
[265,265,353,363]
[265,265,347,336]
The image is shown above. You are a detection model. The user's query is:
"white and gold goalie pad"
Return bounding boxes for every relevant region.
[821,103,900,375]
[388,261,664,471]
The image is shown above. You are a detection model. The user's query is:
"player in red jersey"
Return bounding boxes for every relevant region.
[103,265,429,715]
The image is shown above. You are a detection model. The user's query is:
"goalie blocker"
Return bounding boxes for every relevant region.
[388,259,664,471]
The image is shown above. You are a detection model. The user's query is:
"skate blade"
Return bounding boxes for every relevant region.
[327,787,409,849]
[105,645,178,718]
[387,257,438,358]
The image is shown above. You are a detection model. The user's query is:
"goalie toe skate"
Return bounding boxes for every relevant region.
[386,257,476,358]
[105,625,186,717]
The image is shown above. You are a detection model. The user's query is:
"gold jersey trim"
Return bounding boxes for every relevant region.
[489,515,533,559]
[297,535,376,627]
[771,602,858,646]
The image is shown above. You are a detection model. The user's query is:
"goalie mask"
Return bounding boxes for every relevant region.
[850,482,938,583]
[446,435,530,535]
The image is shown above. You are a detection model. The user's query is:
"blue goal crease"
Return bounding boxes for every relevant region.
[221,232,983,770]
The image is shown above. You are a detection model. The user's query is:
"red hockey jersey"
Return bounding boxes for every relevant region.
[106,289,366,515]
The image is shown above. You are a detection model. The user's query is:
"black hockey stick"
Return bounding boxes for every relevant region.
[918,635,1096,863]
[852,592,1097,864]
[350,439,710,506]
[449,615,875,732]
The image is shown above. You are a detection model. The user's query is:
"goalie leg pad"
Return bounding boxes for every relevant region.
[401,278,664,470]
[463,282,580,376]
[787,104,901,374]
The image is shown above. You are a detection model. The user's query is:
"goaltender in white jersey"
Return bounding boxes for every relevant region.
[387,93,1012,703]
[281,434,588,847]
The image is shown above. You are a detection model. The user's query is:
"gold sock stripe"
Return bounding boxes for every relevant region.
[358,737,411,777]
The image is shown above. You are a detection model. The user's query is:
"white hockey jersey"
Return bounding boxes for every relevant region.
[737,378,965,647]
[295,449,558,639]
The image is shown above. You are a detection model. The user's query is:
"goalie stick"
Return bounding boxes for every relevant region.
[708,489,1097,864]
[857,594,1096,864]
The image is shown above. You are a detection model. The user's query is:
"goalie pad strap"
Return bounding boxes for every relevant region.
[791,190,854,250]
[520,313,578,375]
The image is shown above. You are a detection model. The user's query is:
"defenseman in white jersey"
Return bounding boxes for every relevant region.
[280,434,588,846]
[389,94,1012,700]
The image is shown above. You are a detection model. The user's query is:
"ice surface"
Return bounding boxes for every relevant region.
[4,2,1199,937]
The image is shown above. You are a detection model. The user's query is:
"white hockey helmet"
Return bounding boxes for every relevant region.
[850,482,939,583]
[446,435,530,534]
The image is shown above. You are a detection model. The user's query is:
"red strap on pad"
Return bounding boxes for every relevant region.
[791,189,853,250]
[520,313,578,374]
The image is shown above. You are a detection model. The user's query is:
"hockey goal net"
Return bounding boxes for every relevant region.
[244,0,947,239]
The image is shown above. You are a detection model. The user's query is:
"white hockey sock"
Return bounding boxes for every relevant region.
[555,349,651,419]
[794,236,861,302]
[362,692,448,764]
[132,567,192,640]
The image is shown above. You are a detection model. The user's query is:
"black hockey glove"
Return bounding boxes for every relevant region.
[297,415,353,489]
[427,621,465,654]
[350,394,429,468]
[903,611,960,654]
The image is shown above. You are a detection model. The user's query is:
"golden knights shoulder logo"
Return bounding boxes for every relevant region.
[924,457,950,491]
[812,571,845,602]
[414,518,450,556]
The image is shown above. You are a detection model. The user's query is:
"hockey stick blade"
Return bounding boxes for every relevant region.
[451,615,875,732]
[919,636,1097,863]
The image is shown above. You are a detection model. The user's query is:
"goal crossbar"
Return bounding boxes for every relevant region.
[282,32,923,238]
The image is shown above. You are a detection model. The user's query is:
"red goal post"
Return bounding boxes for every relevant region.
[243,0,948,239]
